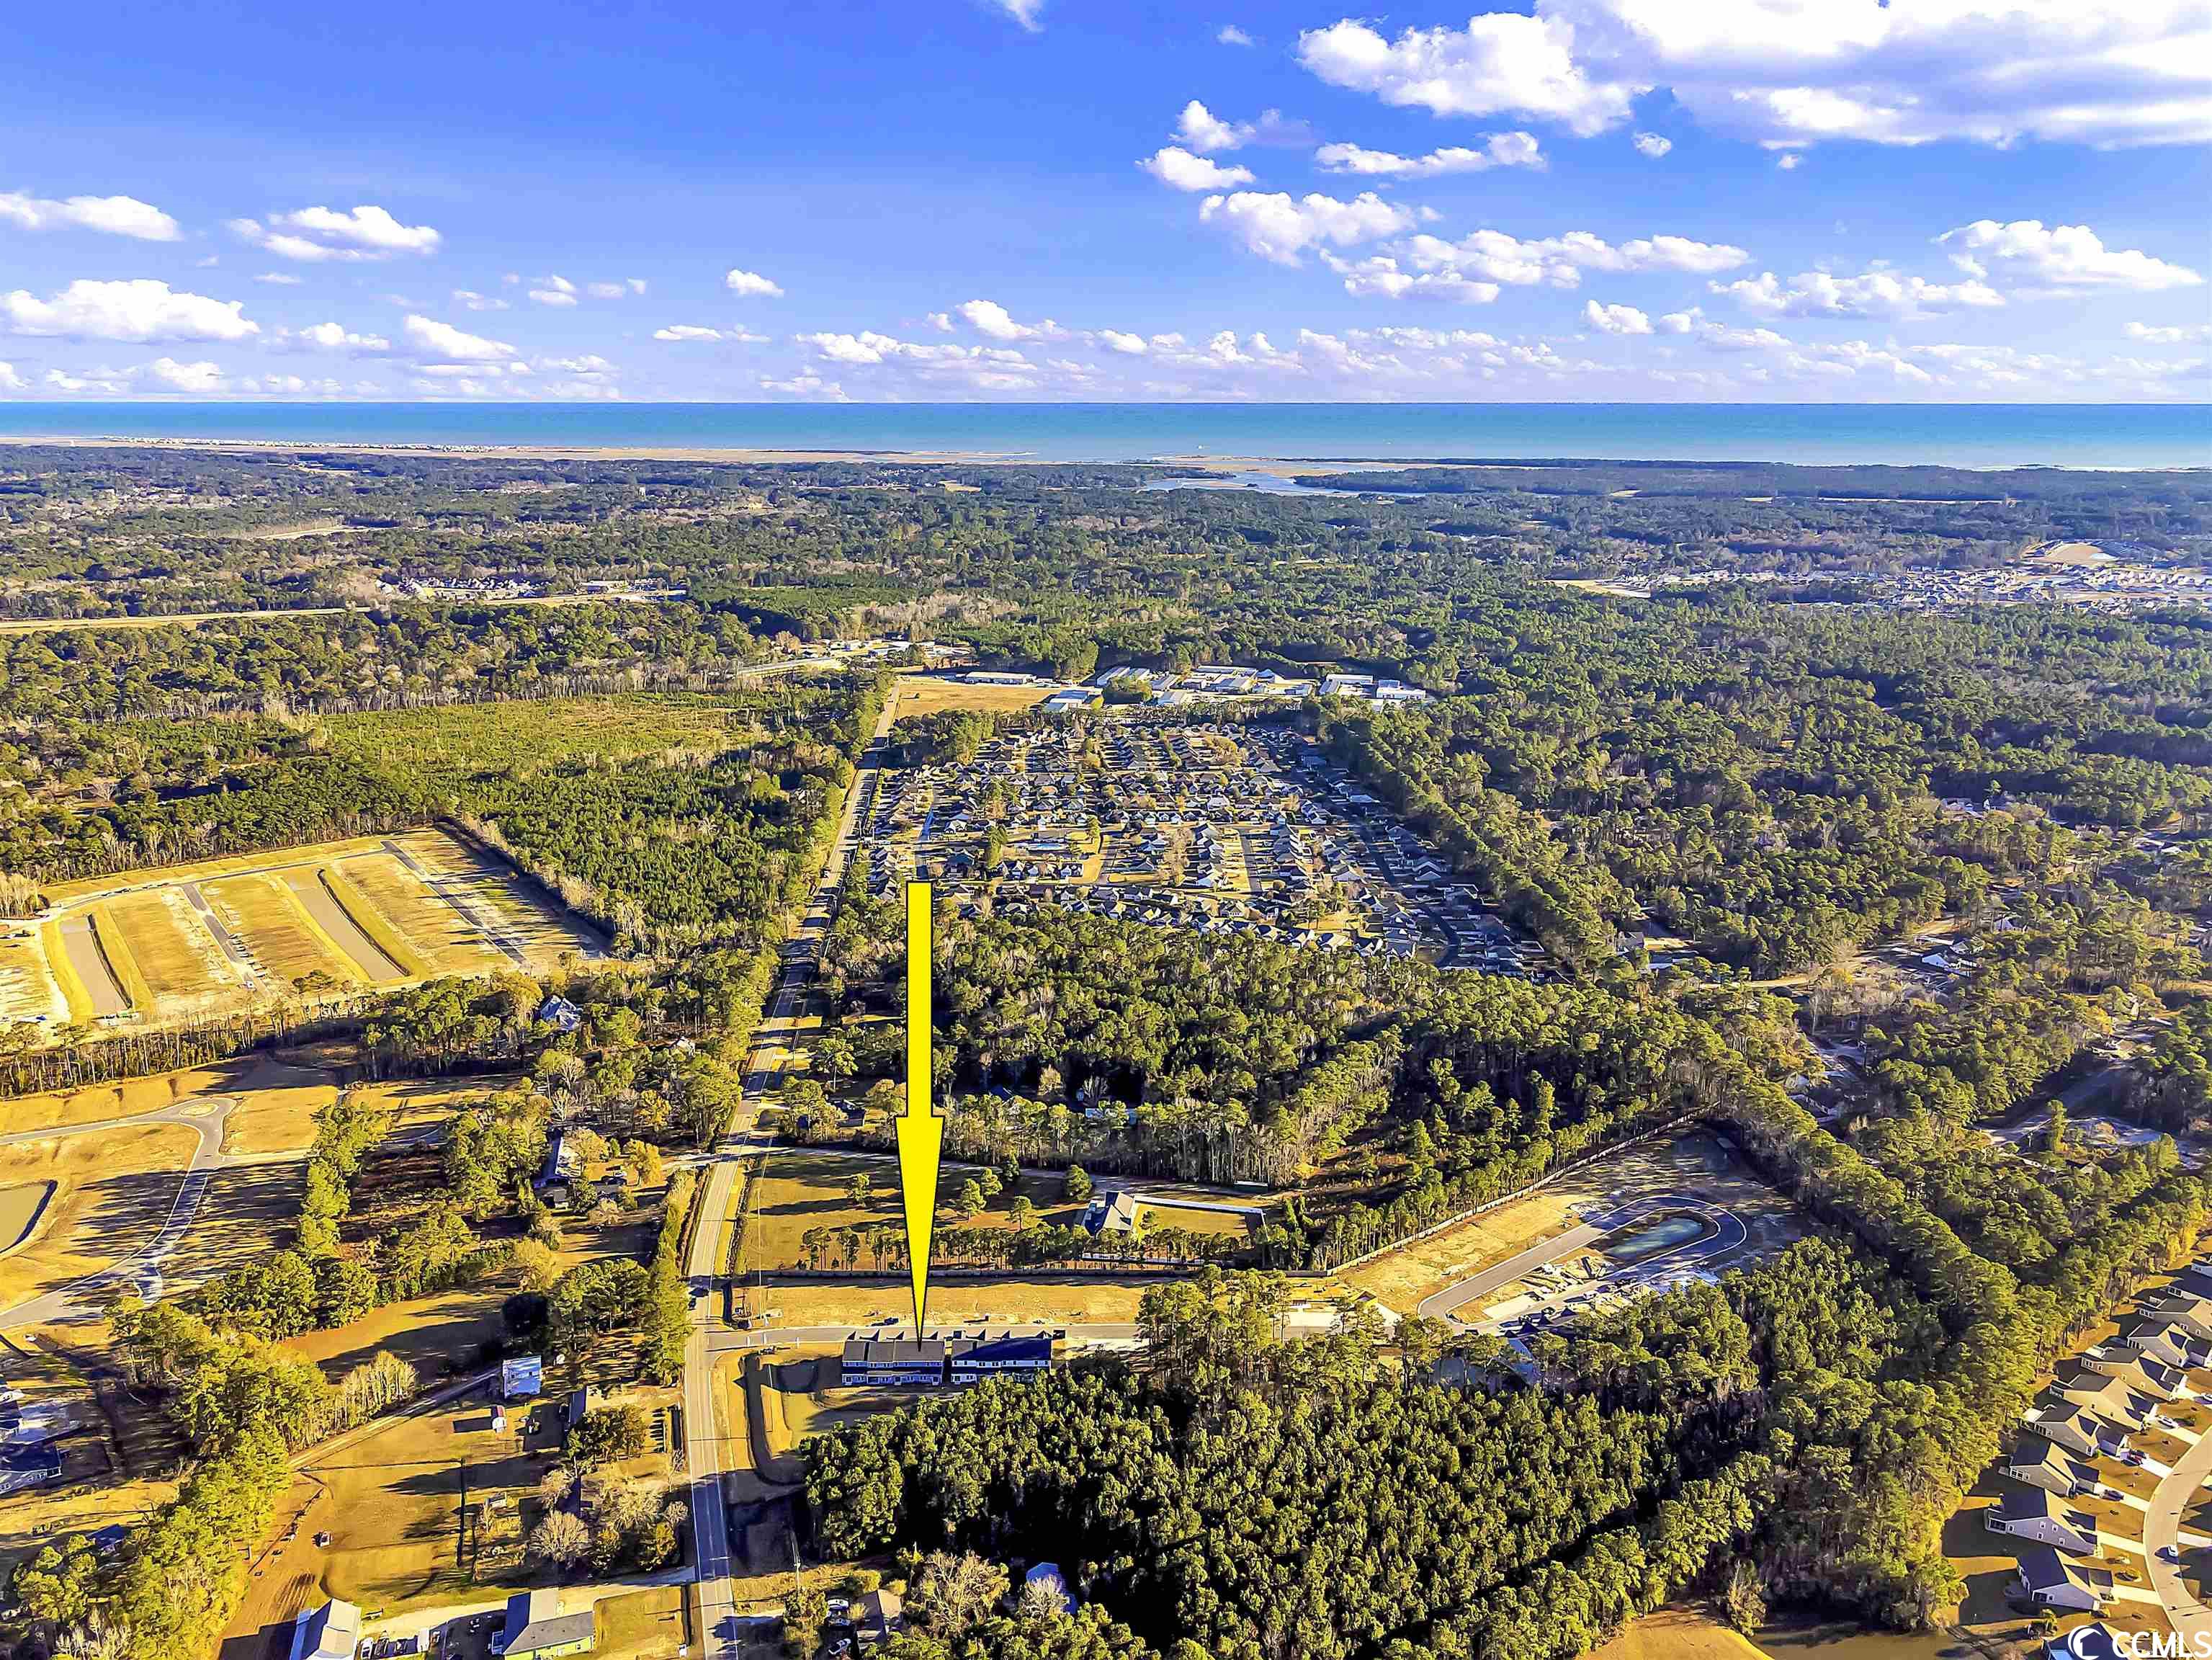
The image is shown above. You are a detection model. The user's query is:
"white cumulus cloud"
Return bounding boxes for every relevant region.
[1218,24,1253,46]
[2126,320,2212,344]
[1178,101,1253,153]
[142,357,228,392]
[230,205,439,262]
[1297,14,1634,137]
[990,0,1044,30]
[1142,147,1258,192]
[1364,228,1748,295]
[292,321,392,353]
[1631,132,1672,158]
[1583,300,1652,334]
[1327,254,1504,303]
[1199,190,1415,265]
[1939,219,2203,292]
[1315,133,1543,176]
[1297,1,2210,150]
[0,192,179,241]
[1,278,259,342]
[1716,267,2005,318]
[401,313,517,362]
[956,299,1064,341]
[655,323,764,342]
[726,269,784,299]
[0,362,24,391]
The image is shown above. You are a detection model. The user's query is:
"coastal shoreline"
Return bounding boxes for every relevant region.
[0,434,2198,476]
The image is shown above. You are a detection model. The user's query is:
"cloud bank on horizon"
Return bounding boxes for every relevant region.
[0,0,2204,403]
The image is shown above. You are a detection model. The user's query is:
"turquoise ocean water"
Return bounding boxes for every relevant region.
[0,403,2203,468]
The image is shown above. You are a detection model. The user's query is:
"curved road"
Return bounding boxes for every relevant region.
[0,1089,296,1330]
[0,1084,307,1337]
[2145,1416,2212,1641]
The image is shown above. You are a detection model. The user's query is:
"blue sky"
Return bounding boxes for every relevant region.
[2,0,2207,402]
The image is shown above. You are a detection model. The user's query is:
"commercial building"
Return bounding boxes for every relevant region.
[843,1332,1059,1387]
[948,1334,1054,1382]
[496,1589,596,1658]
[842,1338,950,1386]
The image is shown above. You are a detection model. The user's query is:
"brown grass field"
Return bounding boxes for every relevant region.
[98,890,234,1009]
[166,1159,313,1293]
[745,1275,1149,1329]
[597,1585,690,1659]
[206,872,361,986]
[0,1063,234,1135]
[735,1148,1089,1273]
[1333,1190,1582,1313]
[330,854,509,977]
[297,1384,560,1614]
[0,1182,53,1252]
[0,1125,198,1310]
[1593,1610,1773,1660]
[1137,1200,1254,1239]
[218,1056,344,1156]
[889,678,1055,719]
[0,927,63,1027]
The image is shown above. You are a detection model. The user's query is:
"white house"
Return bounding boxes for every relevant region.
[1986,1486,2098,1556]
[2142,1290,2212,1343]
[2081,1347,2185,1401]
[2058,1371,2156,1434]
[2121,1317,2211,1373]
[2015,1544,2113,1613]
[2025,1401,2129,1460]
[2006,1438,2104,1499]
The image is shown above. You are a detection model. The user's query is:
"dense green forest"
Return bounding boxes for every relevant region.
[6,447,2212,1659]
[4,447,2206,624]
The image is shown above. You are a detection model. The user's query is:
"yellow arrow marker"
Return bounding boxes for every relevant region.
[895,880,944,1334]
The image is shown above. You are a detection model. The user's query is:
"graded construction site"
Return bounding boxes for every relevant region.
[0,826,605,1034]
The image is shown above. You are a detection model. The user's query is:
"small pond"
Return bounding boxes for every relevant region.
[1603,1210,1713,1264]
